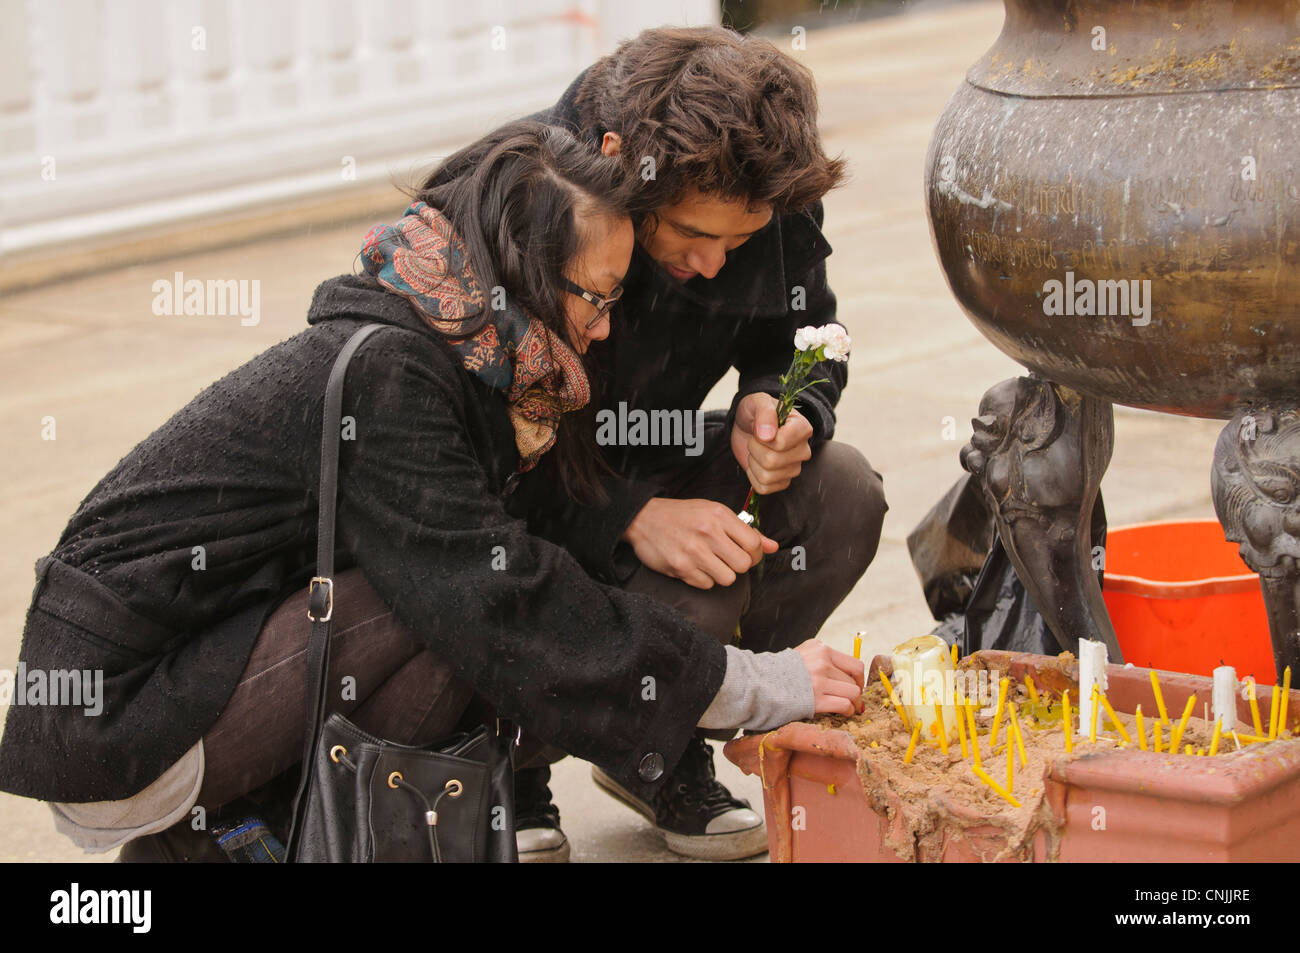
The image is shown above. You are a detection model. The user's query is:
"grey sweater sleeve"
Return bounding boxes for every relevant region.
[697,645,815,731]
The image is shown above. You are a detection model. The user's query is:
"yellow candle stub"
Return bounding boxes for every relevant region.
[853,635,862,660]
[990,677,1009,750]
[1008,701,1028,768]
[955,690,970,759]
[1170,694,1197,753]
[1268,684,1281,740]
[933,700,950,755]
[1097,691,1132,745]
[965,701,981,767]
[1025,675,1039,705]
[1006,728,1015,791]
[1062,690,1073,753]
[1248,678,1264,736]
[1136,705,1147,751]
[879,670,909,730]
[1209,717,1222,756]
[1150,670,1170,727]
[1089,686,1100,743]
[904,719,922,764]
[1281,666,1292,736]
[972,764,1021,808]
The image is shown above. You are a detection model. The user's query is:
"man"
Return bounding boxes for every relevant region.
[442,26,888,861]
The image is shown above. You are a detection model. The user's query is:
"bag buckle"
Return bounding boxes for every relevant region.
[496,718,522,747]
[307,576,334,622]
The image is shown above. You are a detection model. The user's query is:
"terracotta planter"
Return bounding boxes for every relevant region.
[724,651,1300,862]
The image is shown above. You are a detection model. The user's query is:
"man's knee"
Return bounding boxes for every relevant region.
[805,441,888,570]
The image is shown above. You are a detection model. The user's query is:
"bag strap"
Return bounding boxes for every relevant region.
[286,322,389,858]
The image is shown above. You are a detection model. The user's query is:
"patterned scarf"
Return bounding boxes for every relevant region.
[360,202,590,471]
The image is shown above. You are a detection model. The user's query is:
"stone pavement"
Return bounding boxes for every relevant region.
[0,1,1227,862]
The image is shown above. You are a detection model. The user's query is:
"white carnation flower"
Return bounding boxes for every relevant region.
[819,325,852,362]
[793,326,819,352]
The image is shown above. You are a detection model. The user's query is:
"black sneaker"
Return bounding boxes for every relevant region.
[513,765,570,863]
[591,736,767,860]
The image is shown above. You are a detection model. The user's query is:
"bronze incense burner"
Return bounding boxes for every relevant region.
[925,0,1300,671]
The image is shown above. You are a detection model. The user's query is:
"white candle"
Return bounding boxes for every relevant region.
[1078,639,1109,736]
[890,635,958,741]
[1212,665,1237,730]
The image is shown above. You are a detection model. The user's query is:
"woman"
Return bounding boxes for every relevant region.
[0,120,863,860]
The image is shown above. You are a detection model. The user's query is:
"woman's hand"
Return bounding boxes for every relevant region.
[795,639,865,716]
[622,497,779,588]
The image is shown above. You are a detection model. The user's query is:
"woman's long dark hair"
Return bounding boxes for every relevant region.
[409,120,632,504]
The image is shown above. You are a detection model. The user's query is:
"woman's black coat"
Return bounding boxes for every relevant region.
[0,275,725,804]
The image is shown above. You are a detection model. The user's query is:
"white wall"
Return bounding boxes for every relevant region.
[0,0,718,256]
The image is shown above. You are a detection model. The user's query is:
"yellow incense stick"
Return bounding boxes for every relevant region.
[1089,685,1100,743]
[965,701,981,767]
[1008,702,1028,768]
[1097,691,1132,745]
[1269,683,1281,740]
[1170,694,1197,753]
[972,764,1021,808]
[990,677,1009,750]
[1006,729,1014,791]
[1062,690,1073,753]
[955,689,970,759]
[921,686,932,744]
[1281,666,1293,736]
[1149,670,1170,727]
[1248,679,1264,736]
[903,719,922,764]
[1025,674,1039,705]
[933,700,949,755]
[879,670,909,729]
[853,635,862,660]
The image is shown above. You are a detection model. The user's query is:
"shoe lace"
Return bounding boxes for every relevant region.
[663,739,745,813]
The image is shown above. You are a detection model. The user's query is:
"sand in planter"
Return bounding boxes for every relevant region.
[814,659,1279,862]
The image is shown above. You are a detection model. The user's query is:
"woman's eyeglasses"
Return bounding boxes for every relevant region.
[563,278,624,329]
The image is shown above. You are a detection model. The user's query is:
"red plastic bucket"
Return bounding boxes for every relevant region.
[1102,519,1275,682]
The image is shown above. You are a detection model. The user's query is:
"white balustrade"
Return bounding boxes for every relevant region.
[0,0,718,258]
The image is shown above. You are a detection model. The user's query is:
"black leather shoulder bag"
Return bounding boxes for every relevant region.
[285,322,518,863]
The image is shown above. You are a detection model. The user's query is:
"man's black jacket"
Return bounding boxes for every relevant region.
[512,71,849,582]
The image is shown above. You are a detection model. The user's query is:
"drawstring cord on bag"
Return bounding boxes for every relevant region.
[327,744,462,862]
[388,773,462,863]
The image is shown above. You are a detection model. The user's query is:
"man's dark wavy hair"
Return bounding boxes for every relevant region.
[573,26,847,216]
